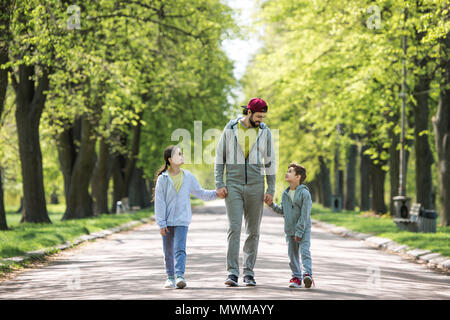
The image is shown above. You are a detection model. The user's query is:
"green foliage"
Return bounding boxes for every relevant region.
[242,0,448,201]
[1,0,237,207]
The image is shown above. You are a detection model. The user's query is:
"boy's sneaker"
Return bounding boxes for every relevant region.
[303,274,314,288]
[243,275,256,286]
[164,277,176,288]
[288,277,302,288]
[224,274,239,287]
[176,276,187,289]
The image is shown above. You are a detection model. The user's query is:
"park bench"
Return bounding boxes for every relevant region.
[394,202,437,233]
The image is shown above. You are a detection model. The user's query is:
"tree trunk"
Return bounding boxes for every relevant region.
[0,4,10,230]
[369,159,387,214]
[413,76,435,209]
[129,166,151,209]
[50,191,59,204]
[360,145,371,211]
[308,179,316,202]
[387,107,414,215]
[387,104,400,215]
[312,178,320,203]
[110,115,143,212]
[57,119,79,202]
[318,156,332,207]
[91,137,110,214]
[111,154,127,213]
[15,65,51,223]
[62,115,97,220]
[334,147,344,199]
[15,197,23,213]
[344,143,357,210]
[124,114,142,192]
[432,32,450,226]
[0,167,7,230]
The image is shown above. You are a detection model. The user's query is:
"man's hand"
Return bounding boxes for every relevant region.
[264,193,273,206]
[216,187,228,199]
[160,227,169,236]
[294,236,302,242]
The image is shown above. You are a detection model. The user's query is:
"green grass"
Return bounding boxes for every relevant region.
[311,203,450,257]
[190,198,205,207]
[0,204,154,260]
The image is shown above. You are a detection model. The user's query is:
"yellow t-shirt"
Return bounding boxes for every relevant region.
[237,120,259,159]
[169,169,184,192]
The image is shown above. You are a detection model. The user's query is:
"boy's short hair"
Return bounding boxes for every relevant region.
[289,162,307,184]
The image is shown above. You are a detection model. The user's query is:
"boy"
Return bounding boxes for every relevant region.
[265,163,314,288]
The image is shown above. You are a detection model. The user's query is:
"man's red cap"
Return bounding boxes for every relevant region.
[241,98,268,113]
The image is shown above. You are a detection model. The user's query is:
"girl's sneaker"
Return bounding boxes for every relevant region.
[303,274,314,288]
[176,276,187,289]
[288,277,301,288]
[164,277,175,289]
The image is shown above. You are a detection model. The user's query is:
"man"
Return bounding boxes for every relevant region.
[215,97,276,287]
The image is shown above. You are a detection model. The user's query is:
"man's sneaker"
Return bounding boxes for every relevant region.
[288,277,301,288]
[164,277,176,288]
[243,275,256,286]
[176,276,187,289]
[225,274,238,287]
[303,274,314,288]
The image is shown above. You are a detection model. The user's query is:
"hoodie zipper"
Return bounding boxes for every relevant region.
[245,157,248,184]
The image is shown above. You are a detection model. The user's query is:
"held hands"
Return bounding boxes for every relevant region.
[160,227,169,236]
[216,187,228,199]
[264,193,273,206]
[294,236,302,242]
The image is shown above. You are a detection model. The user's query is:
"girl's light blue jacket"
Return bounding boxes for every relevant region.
[154,169,218,229]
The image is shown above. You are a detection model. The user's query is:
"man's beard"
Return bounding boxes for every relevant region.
[249,114,259,128]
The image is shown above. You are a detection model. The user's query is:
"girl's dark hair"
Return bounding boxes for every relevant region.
[152,145,178,202]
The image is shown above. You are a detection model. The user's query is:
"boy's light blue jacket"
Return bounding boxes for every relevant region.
[155,169,217,229]
[268,184,312,238]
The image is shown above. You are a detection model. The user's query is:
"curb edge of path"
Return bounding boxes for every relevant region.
[311,219,450,275]
[0,216,155,273]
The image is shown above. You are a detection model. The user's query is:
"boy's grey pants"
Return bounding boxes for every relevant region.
[286,227,312,278]
[224,183,265,277]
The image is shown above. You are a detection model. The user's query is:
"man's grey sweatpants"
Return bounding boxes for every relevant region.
[224,183,265,278]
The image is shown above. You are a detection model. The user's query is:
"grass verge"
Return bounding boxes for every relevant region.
[0,205,154,276]
[311,203,450,257]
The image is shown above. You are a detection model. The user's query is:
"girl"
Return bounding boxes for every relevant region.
[153,145,222,289]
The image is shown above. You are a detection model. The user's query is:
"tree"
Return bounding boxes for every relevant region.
[242,0,447,220]
[0,0,13,230]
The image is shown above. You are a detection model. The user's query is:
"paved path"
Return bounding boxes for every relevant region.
[0,200,448,299]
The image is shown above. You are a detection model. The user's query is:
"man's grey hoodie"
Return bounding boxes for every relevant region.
[214,117,276,195]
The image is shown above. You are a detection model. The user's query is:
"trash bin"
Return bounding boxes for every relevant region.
[331,195,342,212]
[116,201,123,214]
[392,196,411,219]
[418,209,437,233]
